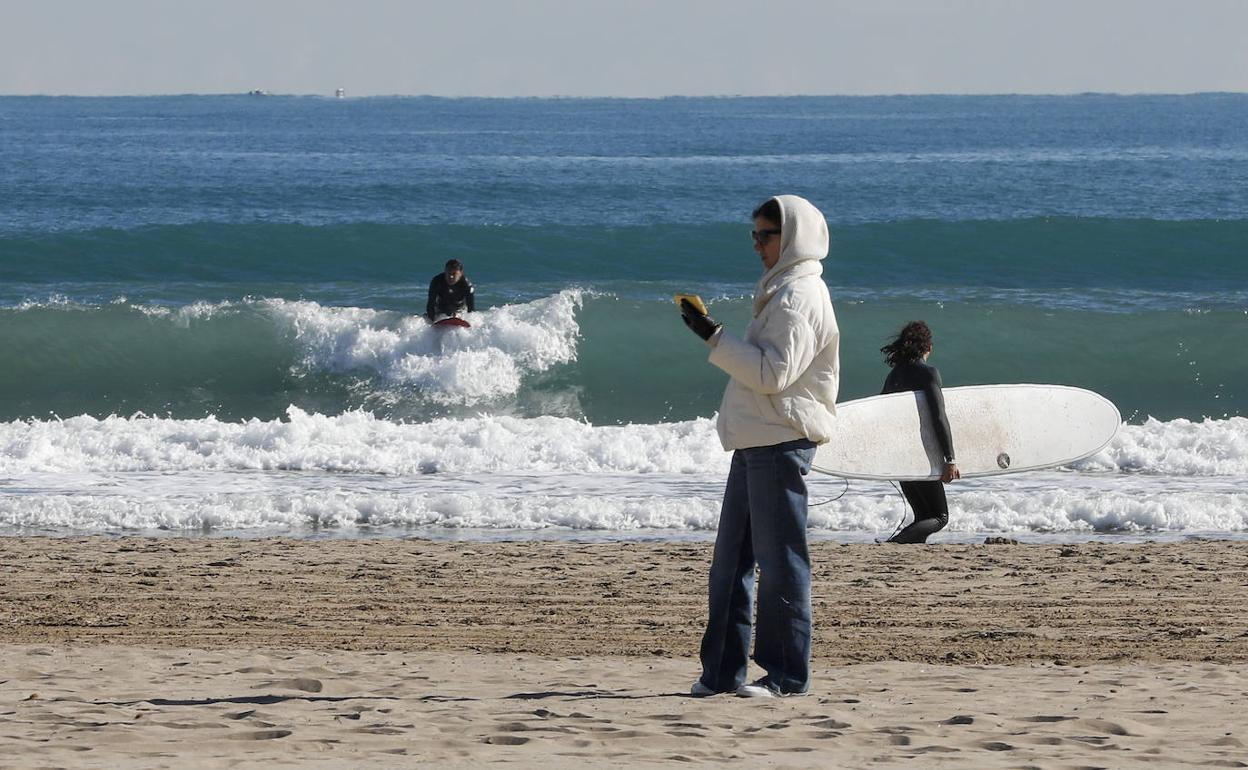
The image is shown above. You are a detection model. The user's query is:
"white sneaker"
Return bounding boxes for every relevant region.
[690,681,717,697]
[735,679,779,698]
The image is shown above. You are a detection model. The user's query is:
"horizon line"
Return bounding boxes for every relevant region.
[2,90,1246,100]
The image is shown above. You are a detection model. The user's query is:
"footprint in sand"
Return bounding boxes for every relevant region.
[484,735,530,745]
[151,720,230,730]
[1007,733,1066,748]
[253,678,323,693]
[809,718,852,729]
[227,729,293,740]
[352,726,405,735]
[1067,735,1112,745]
[1075,717,1141,736]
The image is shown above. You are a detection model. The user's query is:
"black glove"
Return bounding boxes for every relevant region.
[680,299,721,342]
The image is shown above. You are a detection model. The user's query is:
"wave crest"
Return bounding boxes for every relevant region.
[1080,416,1248,476]
[269,289,584,405]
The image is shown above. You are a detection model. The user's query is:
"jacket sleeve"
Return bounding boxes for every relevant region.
[708,306,820,396]
[921,368,956,462]
[466,280,475,312]
[426,278,439,318]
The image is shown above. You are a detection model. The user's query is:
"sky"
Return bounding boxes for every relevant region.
[1,0,1246,97]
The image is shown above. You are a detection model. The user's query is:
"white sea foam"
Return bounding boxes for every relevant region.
[0,488,724,533]
[2,472,1245,536]
[0,408,725,475]
[812,476,1248,535]
[265,290,584,405]
[1,411,1246,537]
[11,293,78,311]
[1,411,1246,478]
[1078,416,1248,476]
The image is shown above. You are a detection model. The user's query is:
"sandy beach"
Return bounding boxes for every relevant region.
[2,537,1246,767]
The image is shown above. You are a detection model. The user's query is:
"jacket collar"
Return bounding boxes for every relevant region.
[752,259,823,316]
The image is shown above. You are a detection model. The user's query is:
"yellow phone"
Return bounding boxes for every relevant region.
[673,294,708,315]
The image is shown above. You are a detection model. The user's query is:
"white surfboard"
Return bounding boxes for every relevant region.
[811,384,1120,481]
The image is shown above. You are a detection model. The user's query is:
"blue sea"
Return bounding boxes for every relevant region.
[1,94,1245,539]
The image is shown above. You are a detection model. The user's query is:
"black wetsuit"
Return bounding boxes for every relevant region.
[881,361,955,544]
[426,273,475,319]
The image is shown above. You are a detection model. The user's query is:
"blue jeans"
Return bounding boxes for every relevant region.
[698,438,817,695]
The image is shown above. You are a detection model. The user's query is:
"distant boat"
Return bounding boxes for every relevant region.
[247,89,271,96]
[335,88,345,99]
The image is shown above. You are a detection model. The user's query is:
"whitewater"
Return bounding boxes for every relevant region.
[3,94,1246,540]
[1,291,1245,539]
[2,406,1246,538]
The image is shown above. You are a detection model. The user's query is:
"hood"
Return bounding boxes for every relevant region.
[753,195,829,315]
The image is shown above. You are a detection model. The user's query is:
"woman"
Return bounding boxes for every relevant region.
[679,195,840,698]
[879,321,959,544]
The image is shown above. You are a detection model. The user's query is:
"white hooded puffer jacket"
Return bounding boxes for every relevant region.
[708,195,840,450]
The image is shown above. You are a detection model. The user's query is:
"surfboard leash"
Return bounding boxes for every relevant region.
[884,481,911,541]
[808,476,850,507]
[809,478,909,543]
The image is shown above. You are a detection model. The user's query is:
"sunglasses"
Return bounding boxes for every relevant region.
[751,228,781,245]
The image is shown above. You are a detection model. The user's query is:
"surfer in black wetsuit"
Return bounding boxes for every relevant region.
[880,321,959,543]
[425,259,475,321]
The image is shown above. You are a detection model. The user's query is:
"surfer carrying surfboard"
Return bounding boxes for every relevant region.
[880,321,959,543]
[425,259,475,322]
[680,195,839,699]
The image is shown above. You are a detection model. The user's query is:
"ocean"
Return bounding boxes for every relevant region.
[1,94,1245,540]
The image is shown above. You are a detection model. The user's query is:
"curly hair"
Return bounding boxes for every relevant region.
[881,320,933,368]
